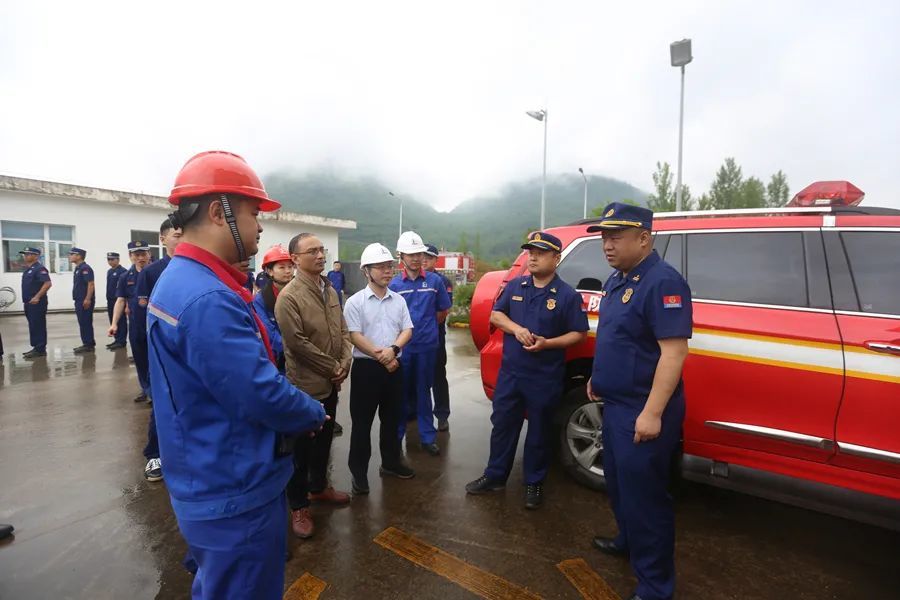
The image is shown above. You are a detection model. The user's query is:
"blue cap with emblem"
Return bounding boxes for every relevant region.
[17,246,42,255]
[128,240,150,253]
[586,202,653,232]
[521,231,562,252]
[425,244,440,257]
[107,252,120,259]
[68,247,87,257]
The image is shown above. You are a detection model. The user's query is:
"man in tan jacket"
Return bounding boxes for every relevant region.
[275,232,353,539]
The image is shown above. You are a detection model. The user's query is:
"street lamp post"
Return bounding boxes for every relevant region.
[670,38,693,212]
[389,191,402,238]
[578,167,588,219]
[526,109,548,230]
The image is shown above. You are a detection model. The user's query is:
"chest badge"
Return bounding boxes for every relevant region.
[546,298,557,310]
[632,274,641,282]
[622,288,634,303]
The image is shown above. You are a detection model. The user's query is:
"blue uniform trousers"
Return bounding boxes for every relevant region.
[128,317,150,396]
[484,369,562,485]
[24,301,48,352]
[602,398,684,600]
[177,493,287,600]
[398,349,437,445]
[74,301,95,346]
[143,407,159,460]
[107,303,127,344]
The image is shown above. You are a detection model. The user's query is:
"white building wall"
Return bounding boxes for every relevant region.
[0,187,347,312]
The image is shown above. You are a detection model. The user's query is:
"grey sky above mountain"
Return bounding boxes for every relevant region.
[1,1,897,211]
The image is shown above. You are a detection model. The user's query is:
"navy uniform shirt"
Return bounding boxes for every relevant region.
[107,265,127,302]
[136,255,171,306]
[22,261,51,303]
[72,262,94,301]
[116,265,142,318]
[435,271,454,339]
[591,250,692,411]
[389,270,452,352]
[493,273,589,379]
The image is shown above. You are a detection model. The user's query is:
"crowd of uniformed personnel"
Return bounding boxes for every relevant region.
[7,150,690,600]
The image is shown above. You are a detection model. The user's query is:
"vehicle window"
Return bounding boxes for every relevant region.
[803,232,832,310]
[841,231,900,315]
[558,238,613,291]
[662,234,683,275]
[686,231,808,307]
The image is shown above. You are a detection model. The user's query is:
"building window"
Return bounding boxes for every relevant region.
[1,221,75,274]
[130,230,163,261]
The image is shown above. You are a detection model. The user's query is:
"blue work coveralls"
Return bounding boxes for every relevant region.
[22,261,50,352]
[106,265,128,344]
[117,264,150,396]
[72,261,95,347]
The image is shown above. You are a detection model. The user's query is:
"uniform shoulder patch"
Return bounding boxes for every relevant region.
[663,295,682,309]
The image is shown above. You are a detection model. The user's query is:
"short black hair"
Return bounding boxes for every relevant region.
[333,260,341,264]
[288,232,315,254]
[160,218,174,235]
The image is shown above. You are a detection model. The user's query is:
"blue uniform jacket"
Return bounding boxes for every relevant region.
[146,253,325,521]
[22,261,51,303]
[591,250,693,412]
[389,270,452,352]
[252,287,283,358]
[106,265,127,302]
[117,265,144,334]
[72,262,94,302]
[136,255,170,304]
[326,270,345,293]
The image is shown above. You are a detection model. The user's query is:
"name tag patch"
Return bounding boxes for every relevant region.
[663,295,682,309]
[511,295,523,302]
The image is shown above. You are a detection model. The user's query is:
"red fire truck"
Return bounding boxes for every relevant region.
[470,183,900,528]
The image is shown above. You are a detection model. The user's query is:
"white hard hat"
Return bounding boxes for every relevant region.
[360,243,395,268]
[396,230,427,254]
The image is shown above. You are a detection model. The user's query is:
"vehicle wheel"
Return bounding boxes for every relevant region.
[557,387,606,490]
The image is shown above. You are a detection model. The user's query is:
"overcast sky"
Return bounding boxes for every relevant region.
[2,1,898,211]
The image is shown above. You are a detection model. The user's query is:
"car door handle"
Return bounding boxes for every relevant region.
[865,341,900,355]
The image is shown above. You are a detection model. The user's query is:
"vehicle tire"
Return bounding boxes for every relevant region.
[556,386,606,491]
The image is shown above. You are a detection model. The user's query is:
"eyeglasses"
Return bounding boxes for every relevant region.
[293,246,327,257]
[368,263,394,271]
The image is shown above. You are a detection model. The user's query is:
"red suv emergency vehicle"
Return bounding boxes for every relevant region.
[471,185,900,528]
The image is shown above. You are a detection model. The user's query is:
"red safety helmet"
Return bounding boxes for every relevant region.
[261,244,292,269]
[168,151,281,212]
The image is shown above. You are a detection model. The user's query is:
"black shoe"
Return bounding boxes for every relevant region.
[73,345,95,354]
[437,419,449,432]
[351,474,369,495]
[0,524,13,540]
[333,421,343,436]
[420,442,440,456]
[465,475,505,495]
[108,342,126,350]
[133,393,148,403]
[592,536,629,558]
[23,350,46,359]
[524,483,544,509]
[380,463,415,479]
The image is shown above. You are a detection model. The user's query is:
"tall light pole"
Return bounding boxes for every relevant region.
[526,109,548,229]
[670,39,692,212]
[578,167,588,219]
[389,191,402,238]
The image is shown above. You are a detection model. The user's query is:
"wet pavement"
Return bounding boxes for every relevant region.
[1,313,898,599]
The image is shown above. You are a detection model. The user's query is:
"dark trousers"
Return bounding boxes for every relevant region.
[24,301,48,352]
[128,319,150,395]
[432,332,450,420]
[143,407,159,460]
[484,368,562,485]
[107,302,127,344]
[348,359,403,477]
[286,388,337,510]
[178,493,287,600]
[74,300,95,346]
[603,398,684,600]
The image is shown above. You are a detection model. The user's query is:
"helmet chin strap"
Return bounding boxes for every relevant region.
[219,194,247,263]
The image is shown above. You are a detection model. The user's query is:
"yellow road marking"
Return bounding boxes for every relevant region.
[557,558,620,600]
[374,527,542,600]
[284,572,327,600]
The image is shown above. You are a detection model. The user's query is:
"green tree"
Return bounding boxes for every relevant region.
[740,176,767,208]
[766,170,790,207]
[701,157,744,210]
[589,198,640,217]
[646,161,693,211]
[457,232,469,253]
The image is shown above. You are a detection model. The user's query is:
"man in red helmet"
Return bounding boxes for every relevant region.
[147,151,326,599]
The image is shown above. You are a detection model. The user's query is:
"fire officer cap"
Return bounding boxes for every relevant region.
[587,202,653,232]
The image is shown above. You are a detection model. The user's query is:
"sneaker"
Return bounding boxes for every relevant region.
[291,508,314,539]
[420,442,440,456]
[465,475,506,495]
[351,474,370,495]
[308,486,351,505]
[437,419,449,432]
[144,458,163,482]
[525,483,544,509]
[380,463,415,479]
